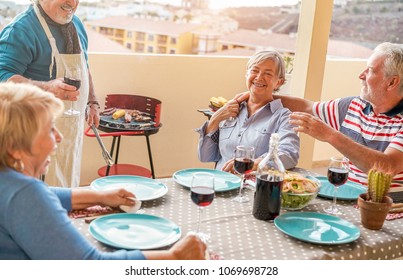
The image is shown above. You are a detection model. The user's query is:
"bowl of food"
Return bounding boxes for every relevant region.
[281,173,320,210]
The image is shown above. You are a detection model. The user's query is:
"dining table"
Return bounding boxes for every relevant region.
[71,169,403,260]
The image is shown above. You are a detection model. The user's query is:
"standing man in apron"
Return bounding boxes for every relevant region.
[0,0,100,188]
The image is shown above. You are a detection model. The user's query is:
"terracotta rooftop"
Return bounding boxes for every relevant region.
[219,29,296,54]
[327,39,373,59]
[217,29,373,59]
[207,48,255,57]
[86,16,202,36]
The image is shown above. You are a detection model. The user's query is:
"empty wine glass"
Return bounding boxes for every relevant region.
[324,156,349,215]
[189,172,215,242]
[232,145,255,203]
[64,67,81,116]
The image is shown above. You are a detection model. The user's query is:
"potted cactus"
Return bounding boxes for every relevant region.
[357,169,393,230]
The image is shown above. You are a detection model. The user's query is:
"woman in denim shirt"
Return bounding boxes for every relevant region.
[196,49,300,172]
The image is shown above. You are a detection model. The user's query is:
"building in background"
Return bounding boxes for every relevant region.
[86,16,202,54]
[0,0,400,58]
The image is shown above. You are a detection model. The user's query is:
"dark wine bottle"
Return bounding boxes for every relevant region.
[252,133,285,221]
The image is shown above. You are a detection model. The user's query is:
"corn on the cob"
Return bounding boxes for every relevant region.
[210,96,228,108]
[112,109,126,120]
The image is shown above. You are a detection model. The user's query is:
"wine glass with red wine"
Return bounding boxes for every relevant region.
[189,172,215,242]
[64,67,81,116]
[324,156,349,215]
[232,145,255,203]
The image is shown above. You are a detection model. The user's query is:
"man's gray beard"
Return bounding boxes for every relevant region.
[56,15,74,25]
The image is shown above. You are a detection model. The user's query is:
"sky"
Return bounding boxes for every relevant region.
[4,0,301,10]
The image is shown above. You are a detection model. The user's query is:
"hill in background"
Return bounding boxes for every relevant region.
[224,1,402,49]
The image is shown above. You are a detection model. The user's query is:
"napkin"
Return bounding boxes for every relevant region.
[119,197,142,213]
[387,203,403,221]
[244,172,256,188]
[69,205,118,219]
[354,202,403,221]
[208,251,223,260]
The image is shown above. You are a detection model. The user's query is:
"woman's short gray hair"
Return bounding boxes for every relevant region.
[0,82,64,169]
[247,49,286,80]
[374,42,403,95]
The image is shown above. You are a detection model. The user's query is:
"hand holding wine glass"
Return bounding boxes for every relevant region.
[189,172,215,242]
[232,145,255,203]
[324,156,349,215]
[64,67,81,116]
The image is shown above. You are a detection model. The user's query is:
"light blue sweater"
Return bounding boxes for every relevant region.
[0,167,145,260]
[0,5,89,82]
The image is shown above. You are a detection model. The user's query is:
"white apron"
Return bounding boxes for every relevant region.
[34,5,89,188]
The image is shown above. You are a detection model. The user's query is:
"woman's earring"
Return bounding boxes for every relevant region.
[13,159,25,172]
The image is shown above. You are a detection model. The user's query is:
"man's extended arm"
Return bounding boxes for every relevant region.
[290,112,403,175]
[273,94,314,114]
[327,130,403,175]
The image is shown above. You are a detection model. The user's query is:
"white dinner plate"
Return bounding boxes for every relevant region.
[172,168,241,192]
[89,213,181,250]
[90,175,168,201]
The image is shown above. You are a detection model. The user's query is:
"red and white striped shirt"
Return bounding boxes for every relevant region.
[313,97,403,187]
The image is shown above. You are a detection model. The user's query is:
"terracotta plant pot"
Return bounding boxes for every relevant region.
[357,193,393,230]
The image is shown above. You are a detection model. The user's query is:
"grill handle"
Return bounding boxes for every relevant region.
[91,124,114,166]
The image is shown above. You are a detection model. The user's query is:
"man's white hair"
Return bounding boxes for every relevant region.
[374,42,403,95]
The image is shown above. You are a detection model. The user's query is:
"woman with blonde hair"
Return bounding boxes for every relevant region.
[0,82,206,260]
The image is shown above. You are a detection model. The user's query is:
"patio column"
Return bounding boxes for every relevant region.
[291,0,334,169]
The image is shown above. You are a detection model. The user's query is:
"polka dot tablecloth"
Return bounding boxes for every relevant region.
[72,178,403,260]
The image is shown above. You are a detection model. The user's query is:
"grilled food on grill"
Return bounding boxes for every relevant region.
[102,108,153,123]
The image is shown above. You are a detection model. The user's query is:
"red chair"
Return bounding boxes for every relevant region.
[85,94,162,178]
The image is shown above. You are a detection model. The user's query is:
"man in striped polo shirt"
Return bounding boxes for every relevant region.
[277,42,403,187]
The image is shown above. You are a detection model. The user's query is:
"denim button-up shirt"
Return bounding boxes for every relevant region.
[196,99,300,170]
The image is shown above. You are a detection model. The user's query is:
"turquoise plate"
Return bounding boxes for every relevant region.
[89,213,181,250]
[90,175,168,201]
[173,168,241,192]
[274,212,360,245]
[316,176,366,201]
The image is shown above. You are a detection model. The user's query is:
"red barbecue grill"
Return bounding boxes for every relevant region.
[85,94,162,178]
